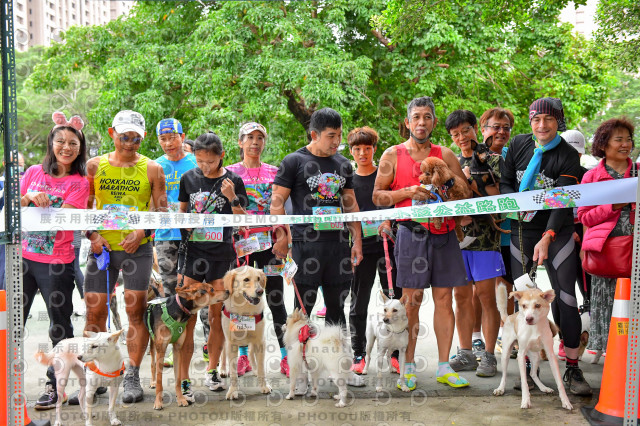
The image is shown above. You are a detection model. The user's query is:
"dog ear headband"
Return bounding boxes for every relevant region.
[52,111,85,132]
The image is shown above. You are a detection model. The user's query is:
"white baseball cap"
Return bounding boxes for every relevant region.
[239,122,267,140]
[562,129,585,154]
[112,110,146,137]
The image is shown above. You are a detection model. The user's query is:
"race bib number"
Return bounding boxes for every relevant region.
[235,235,261,257]
[312,206,344,231]
[190,227,224,242]
[264,264,285,276]
[25,194,64,255]
[230,314,256,331]
[362,220,383,238]
[281,256,298,284]
[254,231,272,251]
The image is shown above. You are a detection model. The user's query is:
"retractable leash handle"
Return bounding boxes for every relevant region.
[94,248,111,332]
[381,233,395,299]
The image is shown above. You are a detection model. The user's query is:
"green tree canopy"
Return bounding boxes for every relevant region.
[29,0,613,164]
[594,0,640,73]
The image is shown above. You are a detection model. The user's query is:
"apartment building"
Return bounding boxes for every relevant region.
[560,0,599,39]
[13,0,133,51]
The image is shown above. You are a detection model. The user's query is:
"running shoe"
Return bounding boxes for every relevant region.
[563,366,593,396]
[237,354,252,376]
[558,340,567,361]
[34,384,67,410]
[390,356,400,374]
[351,356,366,375]
[163,351,173,368]
[476,351,497,377]
[203,344,209,362]
[181,379,194,403]
[205,369,225,392]
[280,356,290,377]
[472,339,485,361]
[449,348,478,372]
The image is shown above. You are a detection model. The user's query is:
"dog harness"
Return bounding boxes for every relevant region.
[84,361,126,378]
[146,295,190,344]
[221,306,264,323]
[299,324,317,367]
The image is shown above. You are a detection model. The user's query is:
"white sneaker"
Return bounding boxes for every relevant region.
[346,372,365,387]
[73,303,86,316]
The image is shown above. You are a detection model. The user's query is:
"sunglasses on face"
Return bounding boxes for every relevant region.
[117,133,142,144]
[484,125,512,133]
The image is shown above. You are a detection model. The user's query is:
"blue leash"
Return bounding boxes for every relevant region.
[94,249,111,332]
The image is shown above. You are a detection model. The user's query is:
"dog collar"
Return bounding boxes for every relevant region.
[439,178,456,199]
[222,305,264,323]
[175,294,192,316]
[85,361,125,378]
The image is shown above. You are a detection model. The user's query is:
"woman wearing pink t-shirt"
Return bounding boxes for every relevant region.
[22,112,90,409]
[226,122,290,377]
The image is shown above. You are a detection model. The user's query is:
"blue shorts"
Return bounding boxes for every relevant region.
[461,250,505,283]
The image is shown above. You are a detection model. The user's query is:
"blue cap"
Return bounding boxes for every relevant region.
[156,118,183,135]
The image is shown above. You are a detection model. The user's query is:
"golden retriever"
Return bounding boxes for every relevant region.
[221,265,272,400]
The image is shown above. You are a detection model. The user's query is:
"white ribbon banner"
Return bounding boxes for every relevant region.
[4,178,637,233]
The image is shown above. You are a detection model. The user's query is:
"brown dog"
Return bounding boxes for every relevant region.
[418,156,467,241]
[144,281,229,410]
[221,266,272,400]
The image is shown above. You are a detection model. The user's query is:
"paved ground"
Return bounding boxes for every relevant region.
[22,265,602,425]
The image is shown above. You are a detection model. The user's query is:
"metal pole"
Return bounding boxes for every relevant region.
[624,177,640,424]
[1,0,23,425]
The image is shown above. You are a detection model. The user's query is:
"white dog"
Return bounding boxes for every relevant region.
[362,292,410,392]
[493,284,572,410]
[34,330,125,426]
[220,266,271,400]
[283,308,352,407]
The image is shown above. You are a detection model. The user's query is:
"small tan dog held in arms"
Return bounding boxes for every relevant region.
[418,156,468,241]
[493,283,573,410]
[34,330,125,426]
[283,308,352,407]
[220,265,272,400]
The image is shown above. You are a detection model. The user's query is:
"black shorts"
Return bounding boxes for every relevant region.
[181,253,234,283]
[84,243,153,293]
[292,240,352,286]
[500,244,514,284]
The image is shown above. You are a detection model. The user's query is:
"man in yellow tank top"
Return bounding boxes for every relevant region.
[84,110,168,403]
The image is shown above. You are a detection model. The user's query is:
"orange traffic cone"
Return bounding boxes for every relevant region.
[24,401,51,426]
[582,278,639,424]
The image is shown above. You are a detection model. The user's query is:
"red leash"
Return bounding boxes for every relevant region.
[382,233,395,298]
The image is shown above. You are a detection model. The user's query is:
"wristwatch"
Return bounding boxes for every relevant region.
[467,176,474,184]
[231,196,241,207]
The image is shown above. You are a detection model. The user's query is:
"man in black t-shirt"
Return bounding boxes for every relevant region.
[272,108,364,390]
[501,97,591,396]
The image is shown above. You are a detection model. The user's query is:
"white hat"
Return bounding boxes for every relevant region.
[112,110,146,137]
[562,129,585,154]
[239,122,267,140]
